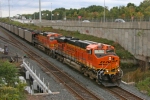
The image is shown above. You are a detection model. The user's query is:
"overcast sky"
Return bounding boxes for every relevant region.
[0,0,144,17]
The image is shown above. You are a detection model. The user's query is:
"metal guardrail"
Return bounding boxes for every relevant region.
[21,59,52,94]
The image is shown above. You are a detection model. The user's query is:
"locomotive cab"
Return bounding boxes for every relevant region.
[36,32,61,50]
[86,43,123,86]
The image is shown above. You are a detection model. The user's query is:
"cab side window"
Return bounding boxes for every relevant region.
[50,36,54,40]
[87,50,92,54]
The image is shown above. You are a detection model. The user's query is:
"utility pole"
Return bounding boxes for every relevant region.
[39,0,41,30]
[51,3,52,21]
[8,0,10,19]
[104,0,105,22]
[0,1,2,17]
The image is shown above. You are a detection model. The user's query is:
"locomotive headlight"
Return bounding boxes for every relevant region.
[118,69,120,72]
[106,70,109,73]
[109,57,111,60]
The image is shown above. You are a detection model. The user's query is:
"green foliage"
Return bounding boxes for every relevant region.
[137,30,145,36]
[0,83,26,100]
[0,60,19,86]
[136,77,150,96]
[122,68,150,82]
[0,60,26,100]
[116,49,133,59]
[15,0,150,21]
[120,62,135,68]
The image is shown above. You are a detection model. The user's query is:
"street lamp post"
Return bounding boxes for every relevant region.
[39,0,41,23]
[51,3,52,21]
[39,0,42,32]
[8,0,10,19]
[0,1,2,17]
[104,0,105,22]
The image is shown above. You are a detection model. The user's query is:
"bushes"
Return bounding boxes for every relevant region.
[136,77,150,96]
[0,60,26,100]
[120,62,135,68]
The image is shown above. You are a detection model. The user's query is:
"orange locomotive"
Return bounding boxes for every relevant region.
[33,32,61,56]
[34,33,123,86]
[55,36,123,86]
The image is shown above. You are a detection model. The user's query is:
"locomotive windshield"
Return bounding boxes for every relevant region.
[94,50,104,54]
[49,36,54,40]
[106,49,114,53]
[94,50,105,58]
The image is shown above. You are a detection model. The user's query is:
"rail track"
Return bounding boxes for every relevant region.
[0,27,102,100]
[106,87,144,100]
[0,27,145,100]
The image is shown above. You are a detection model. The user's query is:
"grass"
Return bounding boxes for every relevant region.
[122,68,150,95]
[136,77,150,96]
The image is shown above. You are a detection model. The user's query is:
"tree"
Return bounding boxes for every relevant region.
[23,2,150,21]
[0,60,19,86]
[0,60,26,100]
[109,7,120,18]
[136,12,144,20]
[127,3,136,7]
[128,6,136,19]
[139,0,150,18]
[144,6,150,17]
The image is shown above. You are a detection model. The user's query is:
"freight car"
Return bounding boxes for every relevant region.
[0,22,123,86]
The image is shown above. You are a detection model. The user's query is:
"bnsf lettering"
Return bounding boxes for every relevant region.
[99,60,118,64]
[100,61,111,63]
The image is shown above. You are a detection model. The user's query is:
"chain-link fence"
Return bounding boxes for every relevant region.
[64,17,150,22]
